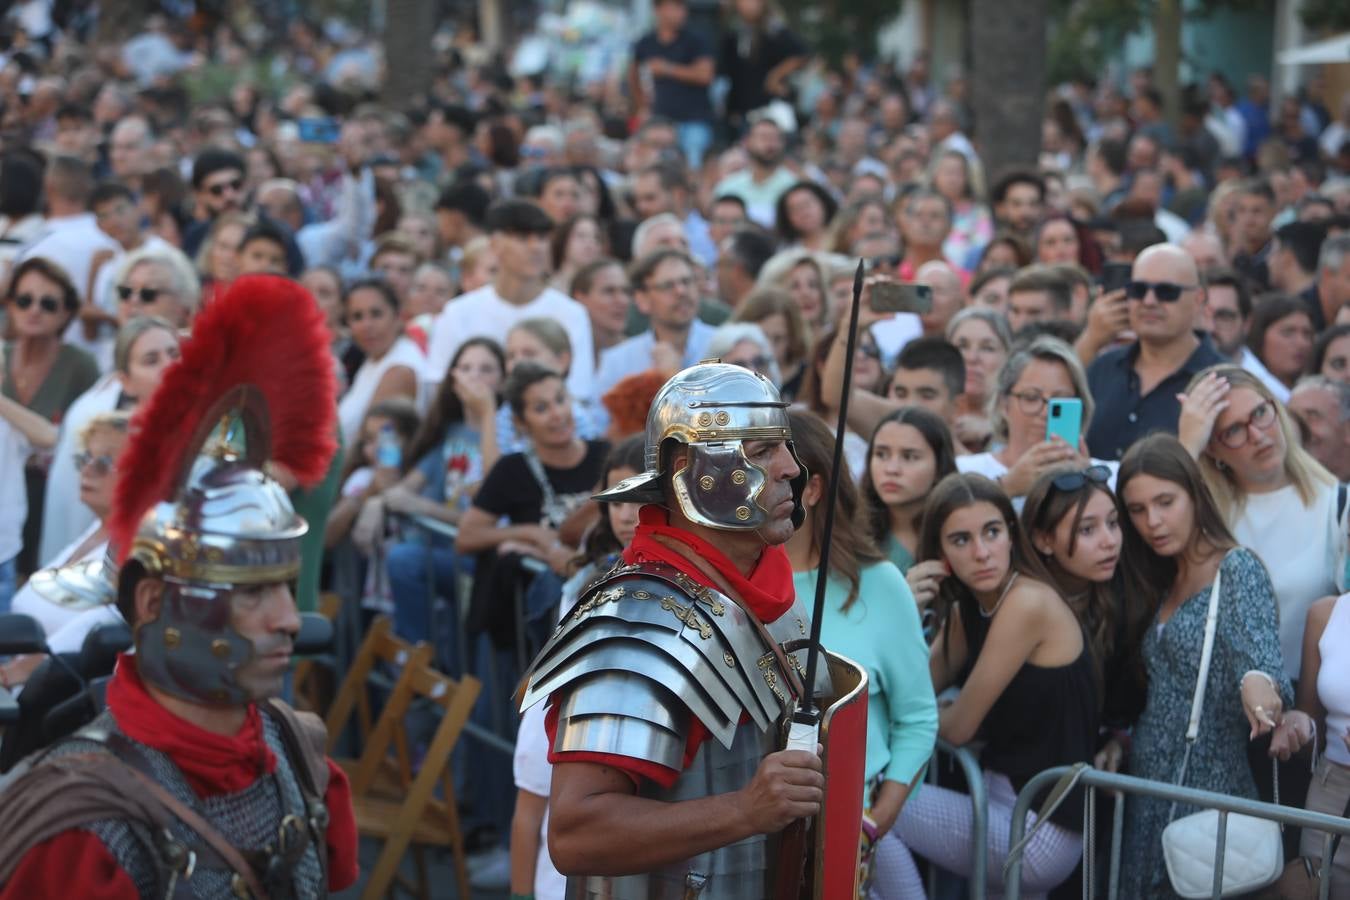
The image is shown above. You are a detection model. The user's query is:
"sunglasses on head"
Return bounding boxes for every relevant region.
[206,177,244,197]
[1050,464,1111,493]
[1125,280,1196,302]
[117,285,163,304]
[12,293,61,313]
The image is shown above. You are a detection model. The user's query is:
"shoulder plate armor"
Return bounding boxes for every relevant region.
[520,561,799,759]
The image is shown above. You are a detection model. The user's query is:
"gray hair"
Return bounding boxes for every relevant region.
[1319,233,1350,274]
[946,306,1013,352]
[113,315,178,374]
[706,322,782,387]
[112,245,203,317]
[989,335,1094,441]
[631,212,684,258]
[1293,374,1350,423]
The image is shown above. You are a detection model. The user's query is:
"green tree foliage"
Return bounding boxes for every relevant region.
[777,0,900,63]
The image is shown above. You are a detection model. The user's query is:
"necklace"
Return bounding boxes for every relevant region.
[979,571,1019,618]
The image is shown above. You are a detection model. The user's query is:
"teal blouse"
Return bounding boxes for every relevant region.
[793,561,937,798]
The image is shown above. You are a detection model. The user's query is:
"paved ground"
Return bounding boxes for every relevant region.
[334,840,512,899]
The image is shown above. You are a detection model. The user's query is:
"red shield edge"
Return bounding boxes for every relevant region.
[813,650,868,900]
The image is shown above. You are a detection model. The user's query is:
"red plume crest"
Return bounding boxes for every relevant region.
[109,275,338,563]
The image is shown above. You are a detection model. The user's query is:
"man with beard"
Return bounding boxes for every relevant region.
[0,276,358,898]
[713,115,798,228]
[520,361,850,897]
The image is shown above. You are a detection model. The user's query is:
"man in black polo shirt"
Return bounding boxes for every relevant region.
[1085,243,1226,459]
[630,0,716,168]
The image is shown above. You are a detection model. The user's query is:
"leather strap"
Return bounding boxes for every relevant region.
[646,535,808,702]
[97,733,271,900]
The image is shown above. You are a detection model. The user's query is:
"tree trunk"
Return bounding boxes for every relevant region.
[1154,0,1182,131]
[381,0,437,112]
[968,0,1048,179]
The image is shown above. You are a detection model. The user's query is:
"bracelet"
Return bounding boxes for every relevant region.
[1240,670,1279,694]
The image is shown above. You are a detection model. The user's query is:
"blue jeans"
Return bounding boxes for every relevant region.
[0,555,15,613]
[677,120,714,170]
[385,541,471,675]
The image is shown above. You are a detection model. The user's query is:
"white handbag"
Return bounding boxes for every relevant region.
[1159,560,1284,898]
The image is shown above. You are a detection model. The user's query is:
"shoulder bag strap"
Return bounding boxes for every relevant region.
[1168,554,1225,823]
[521,445,565,527]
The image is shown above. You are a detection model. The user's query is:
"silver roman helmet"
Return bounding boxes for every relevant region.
[107,274,339,708]
[595,361,807,531]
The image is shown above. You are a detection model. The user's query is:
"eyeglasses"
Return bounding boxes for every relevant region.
[1210,308,1241,324]
[730,355,774,372]
[117,285,164,304]
[1050,465,1111,493]
[866,254,902,272]
[1213,401,1276,449]
[1008,389,1071,416]
[857,343,881,360]
[74,451,115,475]
[1125,280,1197,302]
[12,293,61,313]
[206,178,244,197]
[645,275,697,293]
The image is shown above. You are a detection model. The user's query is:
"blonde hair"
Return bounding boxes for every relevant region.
[988,335,1094,442]
[1188,364,1335,519]
[77,410,132,450]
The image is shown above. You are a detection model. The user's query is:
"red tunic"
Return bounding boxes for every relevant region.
[1,656,359,897]
[545,506,797,787]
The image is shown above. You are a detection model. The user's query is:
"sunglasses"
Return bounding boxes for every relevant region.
[117,285,164,304]
[1125,280,1197,302]
[12,293,61,313]
[1050,464,1111,493]
[74,451,115,475]
[206,178,244,197]
[866,254,903,272]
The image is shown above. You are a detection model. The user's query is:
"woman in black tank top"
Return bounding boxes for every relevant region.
[895,472,1098,897]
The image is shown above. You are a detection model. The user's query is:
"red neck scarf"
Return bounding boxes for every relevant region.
[106,654,278,797]
[623,506,796,622]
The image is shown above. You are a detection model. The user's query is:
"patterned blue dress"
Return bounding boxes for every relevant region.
[1120,547,1293,897]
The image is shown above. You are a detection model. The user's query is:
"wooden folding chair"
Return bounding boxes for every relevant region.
[293,592,343,714]
[324,616,432,785]
[350,659,482,900]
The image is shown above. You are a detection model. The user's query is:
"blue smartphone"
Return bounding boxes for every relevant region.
[297,116,340,144]
[1046,397,1083,446]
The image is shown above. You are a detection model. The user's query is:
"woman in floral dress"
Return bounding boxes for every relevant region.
[1112,435,1292,897]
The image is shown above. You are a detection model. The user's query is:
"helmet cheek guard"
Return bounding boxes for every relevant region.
[672,442,771,531]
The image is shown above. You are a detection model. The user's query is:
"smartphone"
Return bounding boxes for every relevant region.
[869,281,933,315]
[1100,261,1132,295]
[297,116,341,144]
[1046,397,1083,446]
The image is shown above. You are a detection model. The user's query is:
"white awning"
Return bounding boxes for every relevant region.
[1278,32,1350,65]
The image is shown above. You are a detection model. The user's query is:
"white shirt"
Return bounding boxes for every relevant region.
[426,283,596,401]
[1237,347,1290,404]
[592,319,716,402]
[18,213,121,356]
[13,520,107,639]
[39,374,121,566]
[712,167,798,228]
[1154,208,1191,243]
[337,336,427,448]
[1232,482,1346,678]
[0,417,30,565]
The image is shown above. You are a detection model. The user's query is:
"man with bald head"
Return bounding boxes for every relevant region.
[108,117,155,191]
[915,259,963,337]
[1085,243,1226,459]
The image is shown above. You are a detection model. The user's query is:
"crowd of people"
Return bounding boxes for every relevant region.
[0,0,1349,897]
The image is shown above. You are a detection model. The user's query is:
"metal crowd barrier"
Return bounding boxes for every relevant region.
[1004,765,1350,900]
[401,513,549,760]
[924,739,988,900]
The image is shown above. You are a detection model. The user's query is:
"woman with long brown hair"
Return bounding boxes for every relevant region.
[782,410,936,898]
[896,472,1096,897]
[1114,434,1291,897]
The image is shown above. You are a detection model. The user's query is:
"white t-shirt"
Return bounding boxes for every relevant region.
[0,417,31,565]
[337,336,427,448]
[1231,481,1346,678]
[426,284,595,402]
[38,374,120,566]
[12,520,106,638]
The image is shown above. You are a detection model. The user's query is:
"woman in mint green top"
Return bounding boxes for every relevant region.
[786,412,937,897]
[861,407,958,576]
